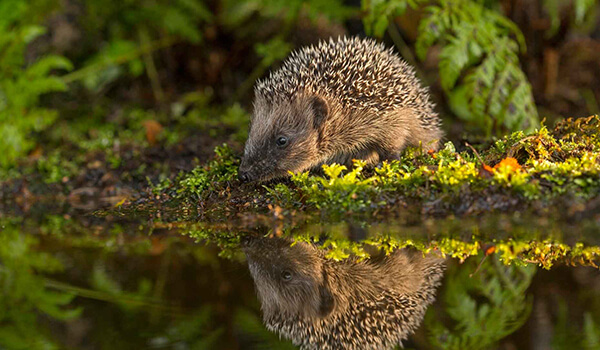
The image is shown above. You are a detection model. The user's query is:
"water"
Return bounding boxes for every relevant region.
[1,204,600,349]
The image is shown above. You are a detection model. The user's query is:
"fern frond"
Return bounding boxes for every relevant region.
[411,0,538,135]
[544,0,596,36]
[362,0,429,37]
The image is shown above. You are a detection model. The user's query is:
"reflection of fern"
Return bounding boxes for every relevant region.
[363,0,539,135]
[553,300,600,350]
[234,308,296,350]
[426,256,536,349]
[152,307,224,349]
[583,313,600,350]
[0,220,81,349]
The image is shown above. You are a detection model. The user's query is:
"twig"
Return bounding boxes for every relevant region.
[465,142,485,165]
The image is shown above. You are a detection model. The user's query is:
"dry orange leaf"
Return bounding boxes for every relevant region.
[143,120,163,146]
[482,164,494,173]
[494,157,521,171]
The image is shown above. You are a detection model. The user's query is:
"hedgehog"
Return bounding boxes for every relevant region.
[242,236,446,350]
[238,36,442,182]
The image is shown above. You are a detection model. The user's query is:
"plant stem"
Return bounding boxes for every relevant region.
[140,28,166,107]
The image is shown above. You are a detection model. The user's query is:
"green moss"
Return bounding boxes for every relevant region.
[176,144,239,201]
[34,151,79,184]
[290,160,379,214]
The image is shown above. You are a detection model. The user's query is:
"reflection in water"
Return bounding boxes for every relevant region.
[243,236,445,350]
[3,213,600,349]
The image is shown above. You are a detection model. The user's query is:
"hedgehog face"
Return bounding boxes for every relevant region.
[239,95,328,182]
[242,237,334,320]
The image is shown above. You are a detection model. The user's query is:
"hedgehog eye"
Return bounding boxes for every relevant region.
[281,270,293,281]
[276,136,288,148]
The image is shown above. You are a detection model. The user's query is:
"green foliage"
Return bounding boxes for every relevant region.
[78,40,145,92]
[290,160,379,214]
[83,0,211,43]
[362,0,417,37]
[34,150,79,183]
[221,0,354,28]
[583,313,600,350]
[63,0,212,90]
[427,256,535,349]
[553,303,600,350]
[177,144,239,200]
[362,0,539,135]
[255,37,294,69]
[0,0,72,169]
[171,92,252,144]
[544,0,598,36]
[0,220,81,349]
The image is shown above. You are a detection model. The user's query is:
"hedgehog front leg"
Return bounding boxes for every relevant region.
[353,149,380,167]
[378,149,403,162]
[377,136,408,163]
[322,149,380,168]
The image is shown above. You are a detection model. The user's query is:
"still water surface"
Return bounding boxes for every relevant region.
[1,207,600,349]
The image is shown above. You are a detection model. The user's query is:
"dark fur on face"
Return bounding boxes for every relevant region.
[243,236,445,350]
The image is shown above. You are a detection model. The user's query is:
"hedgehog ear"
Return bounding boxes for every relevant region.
[318,274,335,317]
[310,96,328,130]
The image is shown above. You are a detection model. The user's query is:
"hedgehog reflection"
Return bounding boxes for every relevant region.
[242,237,445,350]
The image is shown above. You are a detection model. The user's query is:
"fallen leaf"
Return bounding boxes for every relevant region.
[143,120,163,146]
[494,157,522,171]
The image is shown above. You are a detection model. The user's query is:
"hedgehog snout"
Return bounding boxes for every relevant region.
[238,164,259,183]
[238,171,251,183]
[239,156,278,182]
[238,158,253,182]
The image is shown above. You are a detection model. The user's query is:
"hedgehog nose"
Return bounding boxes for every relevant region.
[240,234,255,247]
[239,172,250,183]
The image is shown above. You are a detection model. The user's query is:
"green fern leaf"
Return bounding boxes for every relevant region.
[413,0,539,134]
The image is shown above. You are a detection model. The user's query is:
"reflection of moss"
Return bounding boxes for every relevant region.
[298,234,599,269]
[182,222,244,260]
[169,211,600,268]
